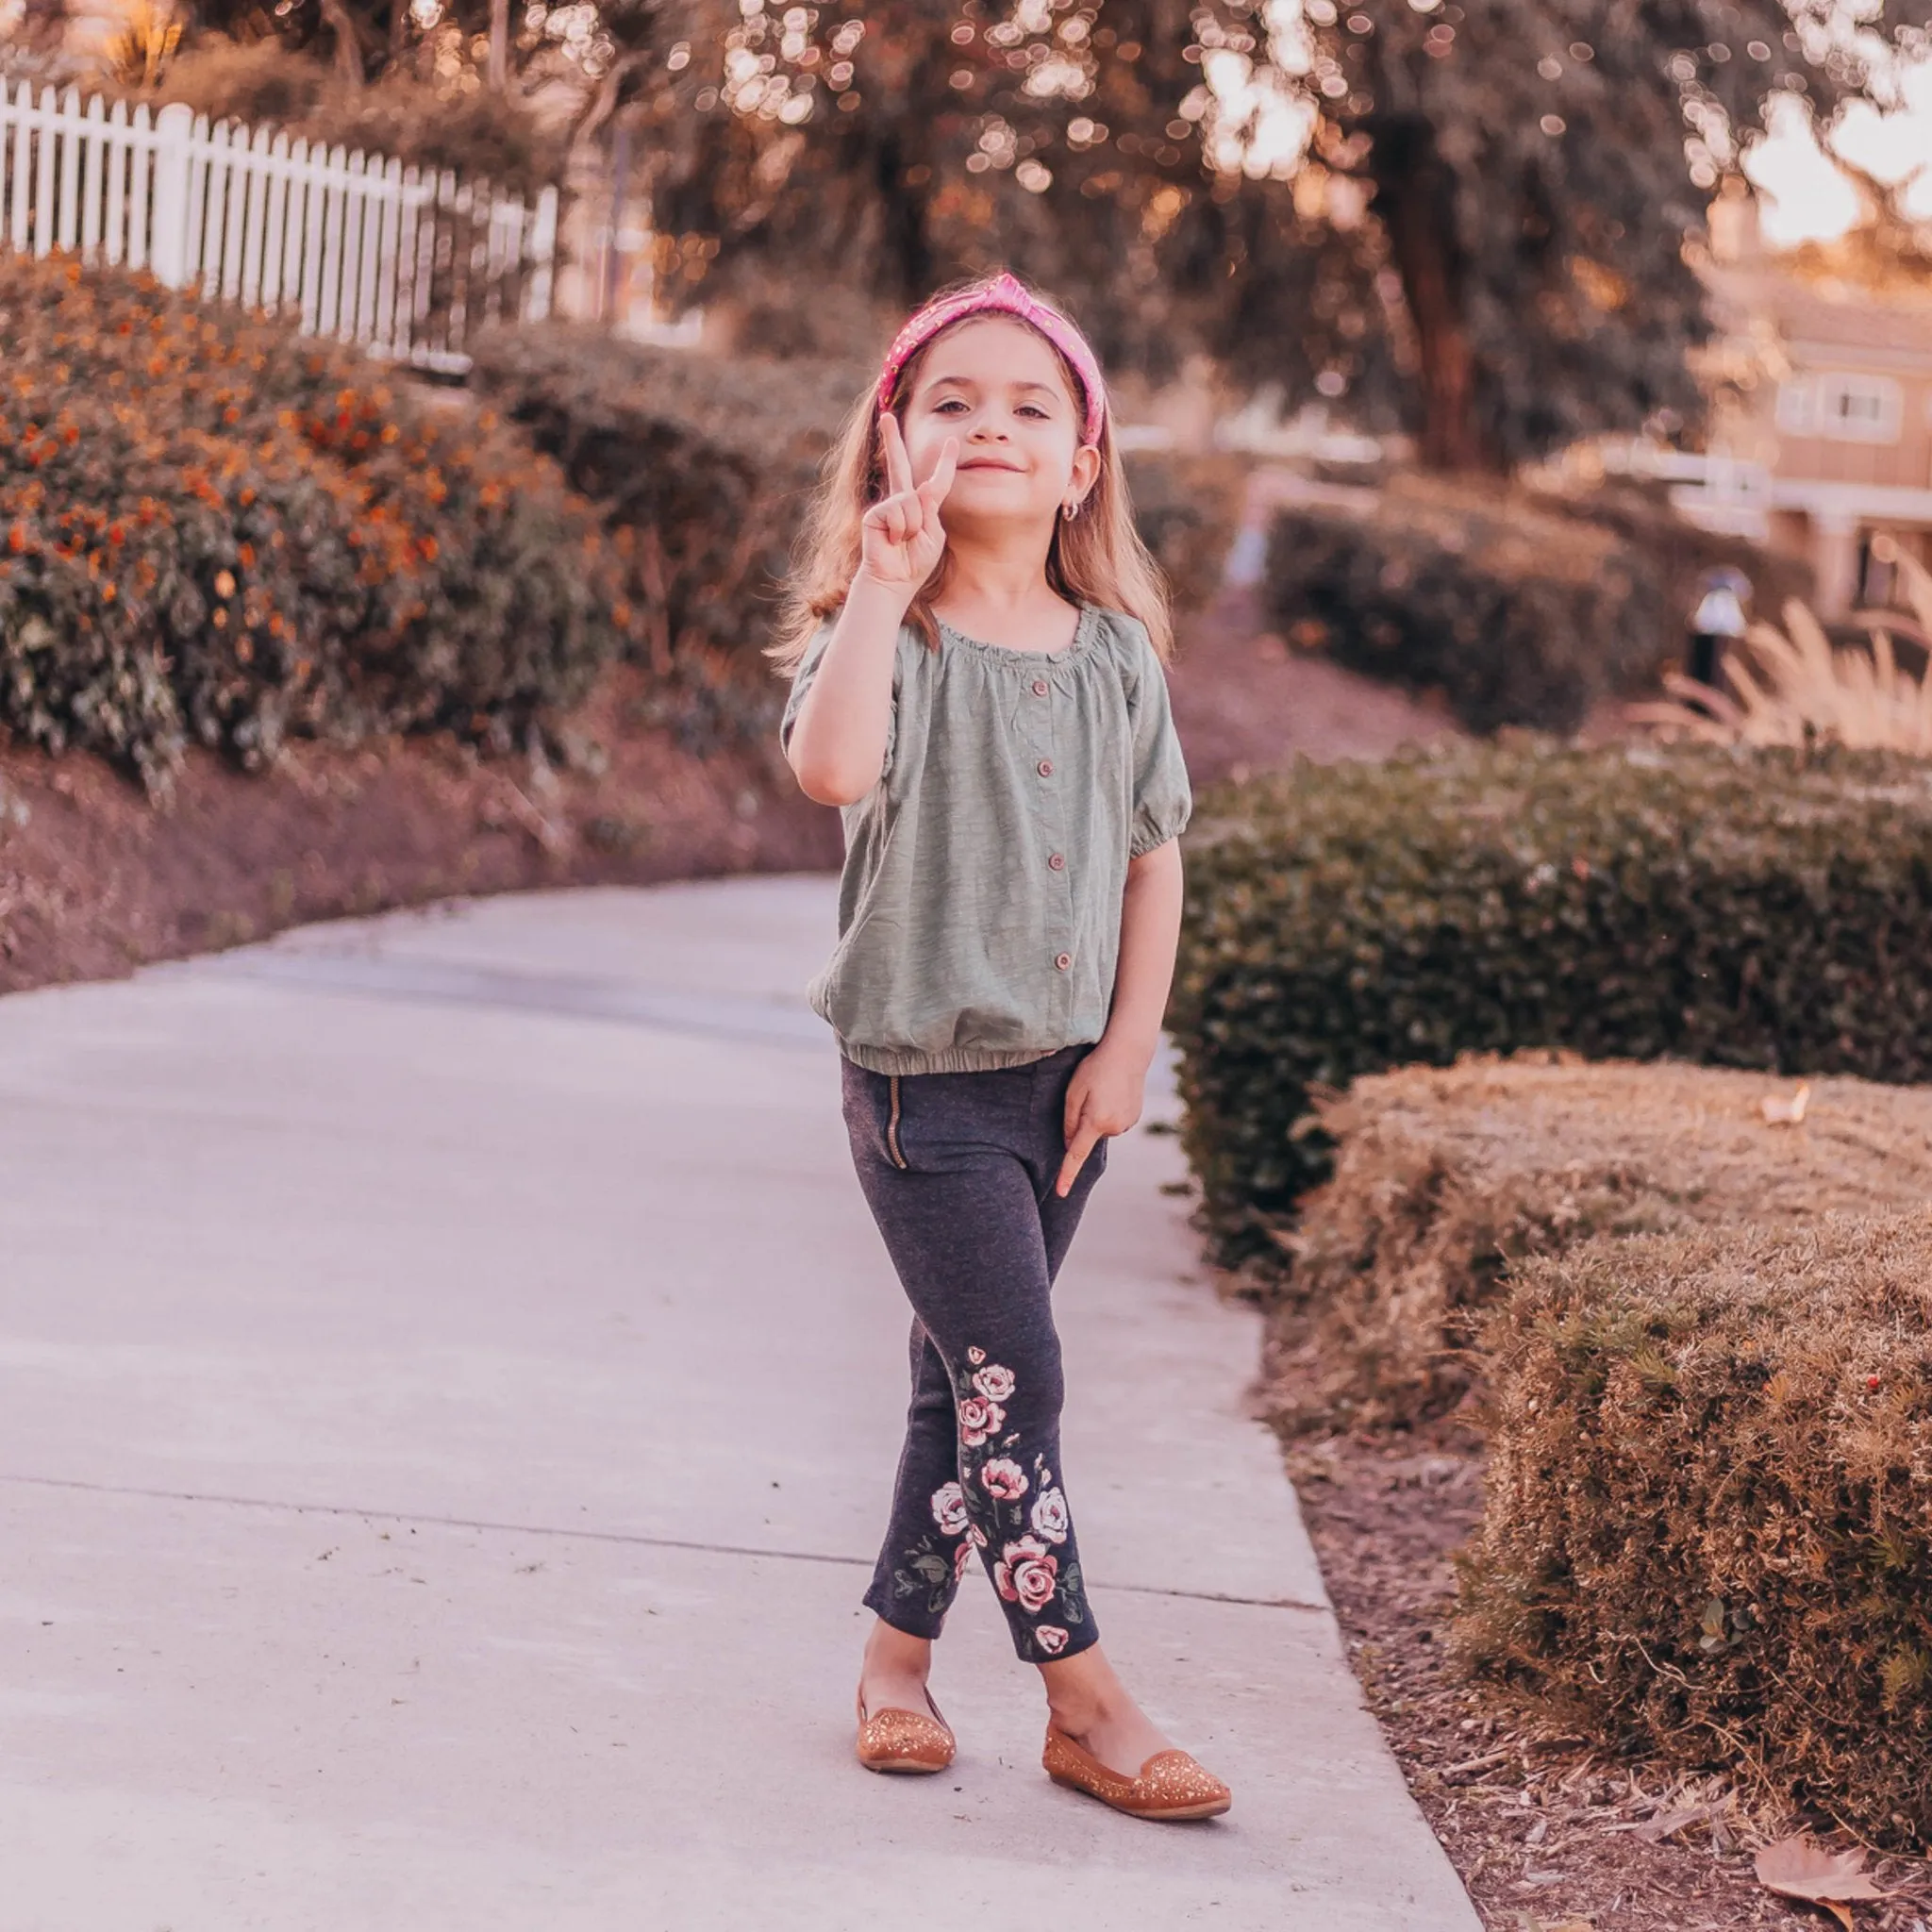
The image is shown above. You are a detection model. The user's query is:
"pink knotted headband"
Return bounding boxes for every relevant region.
[874,273,1108,447]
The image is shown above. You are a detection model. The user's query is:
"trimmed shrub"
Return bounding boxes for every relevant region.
[1278,1055,1932,1433]
[1168,741,1932,1277]
[1458,1210,1932,1847]
[468,324,863,748]
[1263,473,1795,734]
[0,253,624,789]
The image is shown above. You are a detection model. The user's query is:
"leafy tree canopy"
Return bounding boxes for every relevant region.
[168,0,1932,471]
[639,0,1930,470]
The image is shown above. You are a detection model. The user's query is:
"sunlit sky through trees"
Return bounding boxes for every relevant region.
[1750,56,1932,239]
[8,0,1927,246]
[1197,0,1929,246]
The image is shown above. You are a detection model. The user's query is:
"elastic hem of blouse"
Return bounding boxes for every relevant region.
[838,1038,1065,1076]
[1129,815,1191,859]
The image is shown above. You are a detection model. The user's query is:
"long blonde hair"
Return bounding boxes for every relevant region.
[770,300,1174,672]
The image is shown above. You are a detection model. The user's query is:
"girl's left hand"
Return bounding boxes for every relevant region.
[1057,1041,1150,1197]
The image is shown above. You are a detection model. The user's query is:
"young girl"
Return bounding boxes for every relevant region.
[777,273,1229,1824]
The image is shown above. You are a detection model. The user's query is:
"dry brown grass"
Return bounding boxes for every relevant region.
[1459,1208,1932,1849]
[1632,553,1932,755]
[1271,1053,1932,1435]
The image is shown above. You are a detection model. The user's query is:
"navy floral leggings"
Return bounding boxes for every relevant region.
[841,1045,1106,1664]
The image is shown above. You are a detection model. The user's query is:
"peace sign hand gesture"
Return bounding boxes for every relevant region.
[859,414,958,592]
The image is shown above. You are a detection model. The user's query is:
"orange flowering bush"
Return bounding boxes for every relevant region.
[0,254,628,789]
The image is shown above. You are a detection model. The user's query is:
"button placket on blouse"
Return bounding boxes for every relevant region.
[1024,663,1076,989]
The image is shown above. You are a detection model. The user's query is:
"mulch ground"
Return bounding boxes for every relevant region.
[1284,1413,1932,1931]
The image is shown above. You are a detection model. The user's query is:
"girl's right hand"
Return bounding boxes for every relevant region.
[859,413,958,592]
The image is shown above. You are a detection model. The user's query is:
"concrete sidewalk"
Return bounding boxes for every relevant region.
[0,880,1477,1932]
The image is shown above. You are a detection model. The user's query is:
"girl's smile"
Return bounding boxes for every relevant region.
[901,317,1098,526]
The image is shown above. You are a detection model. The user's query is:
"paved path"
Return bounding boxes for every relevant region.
[0,880,1477,1931]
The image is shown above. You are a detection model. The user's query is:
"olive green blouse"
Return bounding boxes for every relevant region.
[781,603,1192,1076]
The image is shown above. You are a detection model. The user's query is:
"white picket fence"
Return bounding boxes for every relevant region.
[0,80,558,372]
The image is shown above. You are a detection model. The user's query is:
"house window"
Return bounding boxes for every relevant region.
[1824,375,1903,441]
[1784,373,1905,444]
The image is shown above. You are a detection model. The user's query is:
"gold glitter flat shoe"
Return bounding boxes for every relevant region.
[1042,1725,1231,1821]
[855,1688,955,1774]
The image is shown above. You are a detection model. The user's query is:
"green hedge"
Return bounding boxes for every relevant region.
[1263,475,1793,734]
[1459,1210,1932,1847]
[1168,741,1932,1275]
[0,253,625,791]
[468,325,864,750]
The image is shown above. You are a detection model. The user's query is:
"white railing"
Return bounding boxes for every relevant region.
[0,81,558,372]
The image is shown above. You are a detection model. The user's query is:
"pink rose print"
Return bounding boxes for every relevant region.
[1029,1487,1070,1544]
[954,1538,976,1583]
[958,1396,1006,1447]
[980,1457,1028,1501]
[930,1481,969,1538]
[967,1347,987,1365]
[994,1536,1059,1615]
[968,1523,989,1548]
[1034,1625,1070,1657]
[972,1363,1017,1404]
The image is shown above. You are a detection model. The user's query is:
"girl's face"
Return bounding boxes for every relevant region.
[897,316,1101,531]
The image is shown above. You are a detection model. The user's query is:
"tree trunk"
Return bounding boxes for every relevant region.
[316,0,366,90]
[1370,116,1499,475]
[488,0,509,92]
[871,127,932,308]
[18,0,69,47]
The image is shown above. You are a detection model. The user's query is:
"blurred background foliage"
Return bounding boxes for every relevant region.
[1261,469,1808,733]
[9,0,1932,758]
[44,0,1931,481]
[640,0,1924,475]
[135,32,567,190]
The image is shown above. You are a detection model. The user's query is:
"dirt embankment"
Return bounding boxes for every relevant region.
[0,667,841,996]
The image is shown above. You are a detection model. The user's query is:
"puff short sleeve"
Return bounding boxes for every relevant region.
[1122,620,1192,858]
[780,620,899,776]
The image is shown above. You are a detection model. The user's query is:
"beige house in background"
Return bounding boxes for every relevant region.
[1647,193,1932,621]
